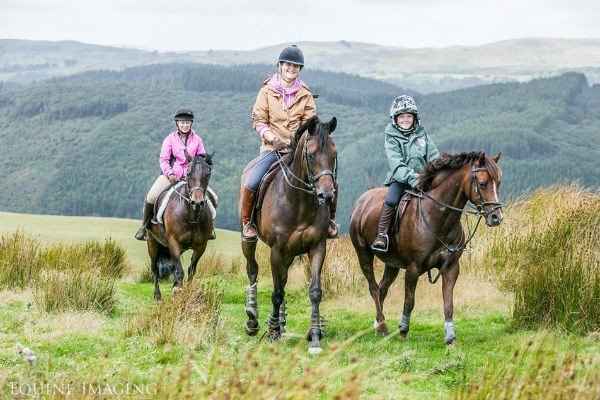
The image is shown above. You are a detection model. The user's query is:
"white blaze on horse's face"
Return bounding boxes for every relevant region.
[471,162,504,227]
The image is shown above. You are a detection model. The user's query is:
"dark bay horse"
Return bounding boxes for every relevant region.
[147,153,214,301]
[349,152,503,345]
[238,116,338,354]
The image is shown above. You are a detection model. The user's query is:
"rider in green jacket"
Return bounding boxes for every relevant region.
[372,95,440,252]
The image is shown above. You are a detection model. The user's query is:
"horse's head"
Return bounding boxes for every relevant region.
[466,152,503,227]
[295,116,338,205]
[184,152,213,211]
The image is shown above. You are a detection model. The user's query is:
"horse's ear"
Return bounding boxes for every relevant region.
[184,150,192,163]
[479,152,486,166]
[492,152,501,164]
[296,115,319,140]
[204,151,214,166]
[327,117,337,133]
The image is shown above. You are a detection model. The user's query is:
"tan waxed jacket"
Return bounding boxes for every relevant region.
[252,78,316,153]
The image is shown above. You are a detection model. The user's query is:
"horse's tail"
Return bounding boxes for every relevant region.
[156,245,177,280]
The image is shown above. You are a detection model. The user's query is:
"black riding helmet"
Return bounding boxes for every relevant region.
[174,107,194,121]
[278,45,304,68]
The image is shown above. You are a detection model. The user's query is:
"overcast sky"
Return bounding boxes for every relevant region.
[1,0,598,51]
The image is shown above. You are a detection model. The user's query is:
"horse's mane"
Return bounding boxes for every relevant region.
[418,151,500,191]
[283,116,328,166]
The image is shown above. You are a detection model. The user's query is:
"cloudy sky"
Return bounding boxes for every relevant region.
[1,0,598,51]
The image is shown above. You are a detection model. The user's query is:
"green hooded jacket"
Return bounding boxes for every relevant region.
[383,123,440,187]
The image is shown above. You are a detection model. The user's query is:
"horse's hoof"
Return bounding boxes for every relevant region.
[373,320,389,336]
[308,345,323,355]
[172,287,183,296]
[447,339,457,347]
[399,331,408,340]
[268,331,281,342]
[244,320,260,336]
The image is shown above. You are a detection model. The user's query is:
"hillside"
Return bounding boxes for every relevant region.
[1,38,599,93]
[0,64,598,231]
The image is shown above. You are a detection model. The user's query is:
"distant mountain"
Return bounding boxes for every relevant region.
[0,64,597,231]
[1,38,598,93]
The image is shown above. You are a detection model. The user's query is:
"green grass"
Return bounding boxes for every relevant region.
[0,205,599,399]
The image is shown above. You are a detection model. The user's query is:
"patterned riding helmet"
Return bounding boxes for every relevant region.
[174,107,194,121]
[278,45,304,67]
[389,95,418,119]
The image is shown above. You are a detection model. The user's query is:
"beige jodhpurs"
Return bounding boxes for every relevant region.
[146,175,171,204]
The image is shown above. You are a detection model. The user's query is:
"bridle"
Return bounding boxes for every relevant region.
[470,167,503,216]
[408,164,503,283]
[277,133,337,197]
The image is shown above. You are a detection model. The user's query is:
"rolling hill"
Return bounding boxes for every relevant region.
[0,63,597,231]
[1,38,598,93]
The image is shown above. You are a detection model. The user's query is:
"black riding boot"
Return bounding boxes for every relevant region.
[134,202,154,241]
[371,203,396,252]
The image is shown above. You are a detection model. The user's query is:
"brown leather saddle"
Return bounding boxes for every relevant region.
[255,161,283,211]
[388,192,413,234]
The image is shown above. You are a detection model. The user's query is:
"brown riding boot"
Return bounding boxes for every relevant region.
[241,186,258,242]
[327,185,339,239]
[371,203,396,252]
[134,201,154,241]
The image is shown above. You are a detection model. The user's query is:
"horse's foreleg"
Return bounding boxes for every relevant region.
[148,238,162,301]
[378,264,400,334]
[188,243,207,282]
[306,241,326,354]
[356,248,388,334]
[268,248,293,341]
[442,261,460,345]
[242,241,260,336]
[399,263,419,339]
[168,242,184,293]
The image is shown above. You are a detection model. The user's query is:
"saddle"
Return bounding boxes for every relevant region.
[255,160,283,211]
[388,192,412,234]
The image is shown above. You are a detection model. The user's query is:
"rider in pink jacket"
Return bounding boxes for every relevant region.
[134,107,208,240]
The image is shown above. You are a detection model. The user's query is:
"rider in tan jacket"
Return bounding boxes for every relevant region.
[241,45,339,241]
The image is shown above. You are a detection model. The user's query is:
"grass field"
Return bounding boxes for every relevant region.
[0,195,598,399]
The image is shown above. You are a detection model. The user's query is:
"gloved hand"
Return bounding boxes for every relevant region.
[273,138,289,152]
[168,174,178,185]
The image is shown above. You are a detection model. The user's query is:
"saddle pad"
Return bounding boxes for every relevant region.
[156,182,216,224]
[389,193,412,234]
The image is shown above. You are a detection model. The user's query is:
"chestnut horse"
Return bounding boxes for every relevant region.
[349,152,503,345]
[147,153,214,301]
[238,116,338,354]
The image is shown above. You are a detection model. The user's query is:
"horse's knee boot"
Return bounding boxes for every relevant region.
[245,282,258,320]
[444,319,456,344]
[399,313,411,335]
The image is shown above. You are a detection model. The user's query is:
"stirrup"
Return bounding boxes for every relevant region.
[242,223,258,242]
[371,234,389,252]
[134,227,147,241]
